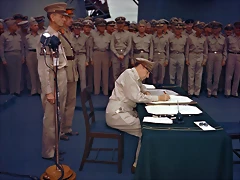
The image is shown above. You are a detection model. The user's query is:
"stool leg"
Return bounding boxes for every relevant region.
[117,136,123,173]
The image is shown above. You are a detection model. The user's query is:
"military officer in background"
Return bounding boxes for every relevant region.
[124,21,130,31]
[0,18,25,96]
[110,16,132,82]
[182,19,195,36]
[186,22,208,97]
[73,20,92,92]
[152,20,169,84]
[34,16,46,34]
[13,14,24,24]
[131,20,153,66]
[106,58,170,173]
[206,22,227,98]
[91,19,111,95]
[0,20,7,94]
[59,7,79,140]
[168,21,187,87]
[25,18,41,95]
[106,20,115,35]
[224,21,240,98]
[224,24,234,37]
[37,2,68,160]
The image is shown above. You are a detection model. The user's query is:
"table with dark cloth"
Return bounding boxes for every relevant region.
[134,85,233,180]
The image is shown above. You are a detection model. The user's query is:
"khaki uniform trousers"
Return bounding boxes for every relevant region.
[0,60,8,93]
[188,53,204,95]
[41,68,67,158]
[5,51,22,94]
[62,60,78,133]
[225,53,240,96]
[169,53,185,87]
[206,53,223,95]
[106,102,141,165]
[76,53,87,92]
[26,51,41,94]
[93,51,109,95]
[112,53,129,82]
[152,53,166,84]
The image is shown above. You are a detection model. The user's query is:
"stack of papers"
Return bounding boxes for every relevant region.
[194,121,216,131]
[145,105,202,115]
[143,117,173,124]
[149,95,193,105]
[142,84,155,89]
[147,89,178,96]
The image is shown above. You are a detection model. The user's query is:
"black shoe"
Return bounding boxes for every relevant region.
[60,134,69,141]
[194,95,199,98]
[231,95,239,98]
[207,94,211,98]
[188,94,193,98]
[65,131,79,136]
[212,95,217,98]
[225,95,230,98]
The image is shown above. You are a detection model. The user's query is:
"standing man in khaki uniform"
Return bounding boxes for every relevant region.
[0,20,7,94]
[206,22,227,98]
[131,20,153,66]
[168,21,187,87]
[91,19,111,95]
[186,22,208,97]
[0,18,25,96]
[34,16,46,34]
[25,18,41,95]
[110,17,132,82]
[182,19,195,36]
[224,21,240,98]
[59,7,79,139]
[73,20,92,92]
[152,20,169,84]
[38,2,68,160]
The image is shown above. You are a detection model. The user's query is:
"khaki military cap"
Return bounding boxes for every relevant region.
[170,17,178,24]
[83,20,93,27]
[129,23,138,31]
[224,24,233,30]
[0,19,4,23]
[77,18,84,23]
[125,21,130,26]
[233,21,240,27]
[34,16,45,23]
[185,19,194,24]
[4,18,16,27]
[95,19,106,26]
[23,16,28,21]
[204,23,211,28]
[18,20,29,28]
[194,22,205,29]
[85,16,93,21]
[211,21,222,29]
[106,21,115,26]
[135,58,154,73]
[146,22,151,28]
[13,14,24,20]
[174,21,184,29]
[29,17,38,26]
[138,19,147,26]
[44,2,67,14]
[115,16,126,23]
[150,19,157,27]
[73,21,82,28]
[65,7,75,17]
[159,19,168,24]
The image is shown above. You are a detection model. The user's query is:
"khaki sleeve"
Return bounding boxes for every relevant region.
[0,34,6,61]
[124,32,132,56]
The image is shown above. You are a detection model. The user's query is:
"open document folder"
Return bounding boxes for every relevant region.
[148,95,193,105]
[145,105,202,115]
[142,84,155,89]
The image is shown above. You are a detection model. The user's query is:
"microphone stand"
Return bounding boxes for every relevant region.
[40,47,76,180]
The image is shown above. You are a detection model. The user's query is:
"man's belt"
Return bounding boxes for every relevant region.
[189,52,203,54]
[208,51,222,54]
[154,51,165,54]
[66,56,75,60]
[29,49,36,52]
[228,51,240,54]
[170,51,183,54]
[134,49,148,54]
[94,49,108,52]
[75,51,86,55]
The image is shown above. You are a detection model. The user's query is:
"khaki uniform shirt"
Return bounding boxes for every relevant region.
[110,30,132,56]
[91,31,112,51]
[207,34,227,61]
[0,30,24,61]
[37,26,67,94]
[226,34,240,52]
[152,33,169,62]
[169,34,188,54]
[186,33,208,61]
[26,33,40,49]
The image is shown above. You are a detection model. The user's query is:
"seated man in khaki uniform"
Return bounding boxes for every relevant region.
[106,58,170,173]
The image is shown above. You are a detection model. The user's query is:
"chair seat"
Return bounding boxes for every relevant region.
[90,121,122,135]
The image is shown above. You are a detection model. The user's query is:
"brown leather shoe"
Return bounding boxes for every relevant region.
[131,165,136,174]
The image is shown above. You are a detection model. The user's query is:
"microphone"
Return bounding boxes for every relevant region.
[40,32,51,48]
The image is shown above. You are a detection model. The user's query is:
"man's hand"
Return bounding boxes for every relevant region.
[186,60,190,66]
[202,61,206,66]
[144,91,151,95]
[85,62,89,66]
[158,94,170,101]
[164,61,168,67]
[2,60,7,65]
[46,93,55,104]
[118,55,124,60]
[21,58,25,64]
[222,60,226,66]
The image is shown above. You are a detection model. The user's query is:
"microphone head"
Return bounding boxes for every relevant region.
[40,31,51,47]
[49,35,61,52]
